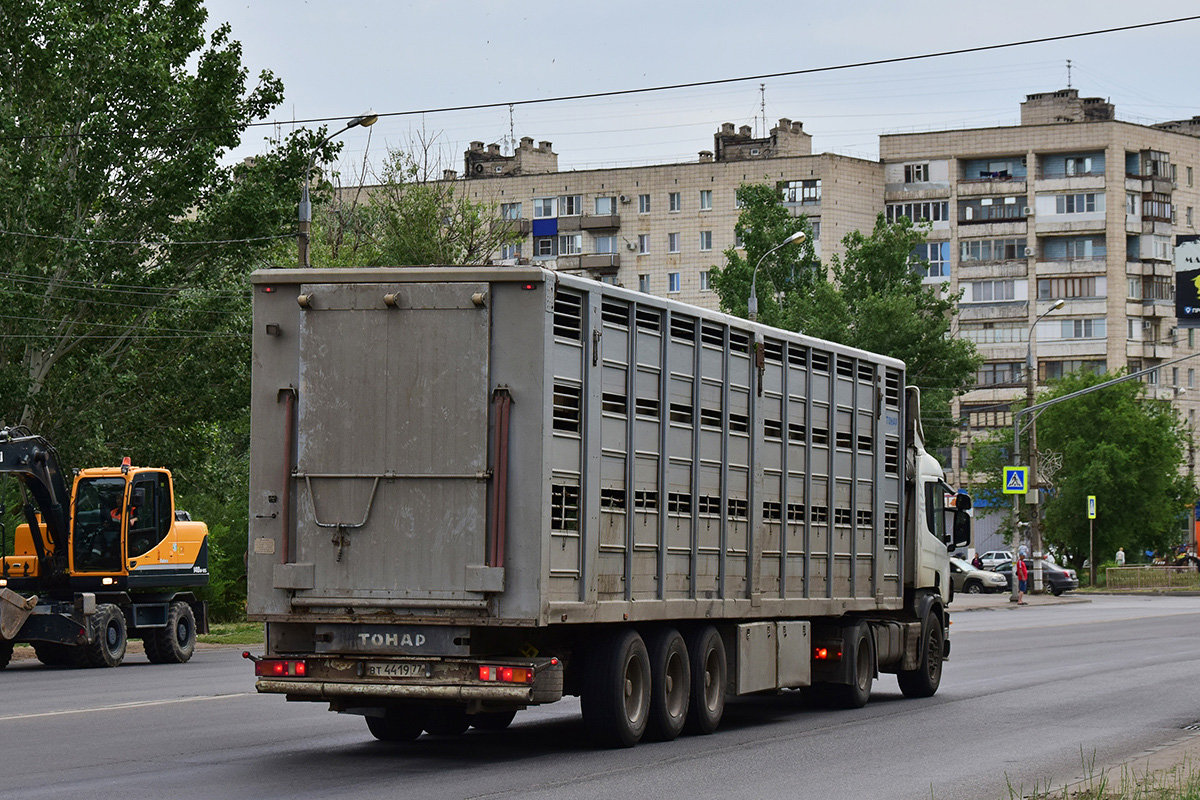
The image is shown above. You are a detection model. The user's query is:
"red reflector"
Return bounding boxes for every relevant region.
[521,283,536,290]
[262,286,275,292]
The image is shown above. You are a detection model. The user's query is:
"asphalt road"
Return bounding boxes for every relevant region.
[2,595,1199,800]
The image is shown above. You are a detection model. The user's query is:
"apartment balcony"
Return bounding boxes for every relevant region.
[1125,176,1174,195]
[580,253,621,270]
[955,220,1027,237]
[557,215,582,232]
[1128,341,1175,360]
[884,186,950,202]
[1034,256,1107,275]
[497,218,532,235]
[1034,175,1105,193]
[957,179,1027,197]
[580,213,621,230]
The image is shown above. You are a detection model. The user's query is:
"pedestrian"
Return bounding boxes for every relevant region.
[1116,547,1125,566]
[1016,558,1028,605]
[971,553,983,570]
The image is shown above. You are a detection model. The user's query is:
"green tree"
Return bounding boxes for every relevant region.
[1037,371,1190,565]
[711,186,980,451]
[296,147,521,268]
[0,2,328,618]
[968,371,1191,566]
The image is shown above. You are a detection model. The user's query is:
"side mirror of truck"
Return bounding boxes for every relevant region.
[951,509,971,549]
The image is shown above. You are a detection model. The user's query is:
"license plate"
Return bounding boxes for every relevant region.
[366,661,429,679]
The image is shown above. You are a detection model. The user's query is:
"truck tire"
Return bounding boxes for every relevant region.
[829,628,873,709]
[145,601,196,664]
[897,612,943,698]
[83,604,127,668]
[581,628,651,748]
[0,641,12,669]
[682,625,726,736]
[645,627,690,742]
[470,710,517,731]
[366,709,424,742]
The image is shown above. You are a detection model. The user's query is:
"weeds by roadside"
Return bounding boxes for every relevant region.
[198,621,263,646]
[1002,749,1200,799]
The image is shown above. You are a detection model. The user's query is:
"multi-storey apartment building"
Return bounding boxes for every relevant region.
[448,119,882,310]
[879,90,1200,501]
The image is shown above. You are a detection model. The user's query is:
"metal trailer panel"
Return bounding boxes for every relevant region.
[247,267,908,631]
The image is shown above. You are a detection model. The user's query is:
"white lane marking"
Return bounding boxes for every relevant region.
[0,692,255,721]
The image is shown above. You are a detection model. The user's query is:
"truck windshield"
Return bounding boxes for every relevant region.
[73,477,126,572]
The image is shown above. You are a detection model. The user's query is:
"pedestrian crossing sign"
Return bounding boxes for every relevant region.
[1003,467,1029,494]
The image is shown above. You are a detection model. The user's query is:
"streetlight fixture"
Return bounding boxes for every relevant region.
[1011,297,1064,599]
[748,230,806,322]
[297,112,378,268]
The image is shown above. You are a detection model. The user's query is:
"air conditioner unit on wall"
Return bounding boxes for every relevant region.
[1024,247,1034,257]
[1022,206,1032,216]
[619,194,631,204]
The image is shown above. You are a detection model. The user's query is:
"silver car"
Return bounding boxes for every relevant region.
[950,557,1008,594]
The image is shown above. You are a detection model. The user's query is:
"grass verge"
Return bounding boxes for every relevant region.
[198,621,264,646]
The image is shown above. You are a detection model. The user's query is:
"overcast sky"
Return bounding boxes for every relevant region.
[202,1,1200,178]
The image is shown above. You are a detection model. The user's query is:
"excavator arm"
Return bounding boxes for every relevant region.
[0,427,72,586]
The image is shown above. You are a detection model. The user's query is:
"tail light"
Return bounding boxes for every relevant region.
[254,659,307,677]
[478,665,535,683]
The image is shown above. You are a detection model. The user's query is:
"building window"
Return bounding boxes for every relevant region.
[638,274,650,293]
[699,190,712,210]
[533,197,557,218]
[1040,360,1106,381]
[960,321,1027,344]
[500,202,522,220]
[638,234,650,254]
[1188,166,1194,187]
[1188,207,1194,227]
[699,231,712,251]
[735,233,745,249]
[911,242,949,277]
[1189,368,1195,388]
[1064,156,1095,176]
[904,163,930,183]
[1126,193,1139,216]
[1144,193,1172,221]
[535,237,555,257]
[558,234,582,255]
[959,196,1023,222]
[594,235,617,254]
[699,270,711,291]
[668,233,680,253]
[668,272,681,293]
[560,195,582,216]
[1037,276,1100,300]
[968,280,1016,302]
[960,238,1026,262]
[500,243,521,260]
[595,196,615,215]
[885,201,949,223]
[781,179,821,204]
[638,194,650,214]
[976,362,1024,386]
[1041,318,1105,340]
[1054,193,1097,214]
[669,192,681,212]
[963,403,1013,429]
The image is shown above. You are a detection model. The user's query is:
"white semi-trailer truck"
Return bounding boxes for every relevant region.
[245,266,971,747]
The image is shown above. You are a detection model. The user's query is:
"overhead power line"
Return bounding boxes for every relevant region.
[2,15,1197,142]
[0,229,292,247]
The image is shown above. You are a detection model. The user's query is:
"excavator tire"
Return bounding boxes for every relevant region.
[0,640,12,669]
[144,601,196,664]
[83,604,127,668]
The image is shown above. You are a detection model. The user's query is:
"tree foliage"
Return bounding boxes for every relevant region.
[968,371,1191,566]
[710,186,980,451]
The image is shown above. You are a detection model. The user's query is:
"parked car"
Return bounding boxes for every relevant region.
[949,557,1008,594]
[993,560,1079,596]
[979,550,1014,569]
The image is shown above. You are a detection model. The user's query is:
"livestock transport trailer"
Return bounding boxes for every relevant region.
[246,266,971,747]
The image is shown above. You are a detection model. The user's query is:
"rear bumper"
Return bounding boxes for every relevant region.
[257,679,537,704]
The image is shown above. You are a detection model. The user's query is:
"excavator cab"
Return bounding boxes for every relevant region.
[71,476,126,572]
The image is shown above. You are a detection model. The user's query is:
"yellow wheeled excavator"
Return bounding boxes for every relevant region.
[0,427,209,668]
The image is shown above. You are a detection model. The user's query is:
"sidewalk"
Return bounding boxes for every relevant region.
[949,591,1090,612]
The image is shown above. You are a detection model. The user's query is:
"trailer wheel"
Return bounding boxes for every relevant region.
[683,625,726,736]
[366,709,424,742]
[830,628,873,709]
[146,602,196,664]
[581,628,651,747]
[470,710,518,731]
[897,612,943,699]
[424,706,470,736]
[83,604,127,668]
[0,641,12,669]
[645,628,690,741]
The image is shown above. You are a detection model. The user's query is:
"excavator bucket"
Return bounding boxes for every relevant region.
[0,587,37,641]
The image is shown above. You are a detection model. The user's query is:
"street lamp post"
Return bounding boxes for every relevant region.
[298,112,378,268]
[748,230,806,323]
[1023,297,1064,594]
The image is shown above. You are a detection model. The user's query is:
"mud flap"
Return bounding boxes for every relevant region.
[0,587,37,641]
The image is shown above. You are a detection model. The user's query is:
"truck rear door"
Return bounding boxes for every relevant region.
[293,282,491,601]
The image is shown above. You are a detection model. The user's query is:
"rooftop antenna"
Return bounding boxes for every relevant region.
[759,83,766,137]
[1066,59,1072,89]
[506,103,515,155]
